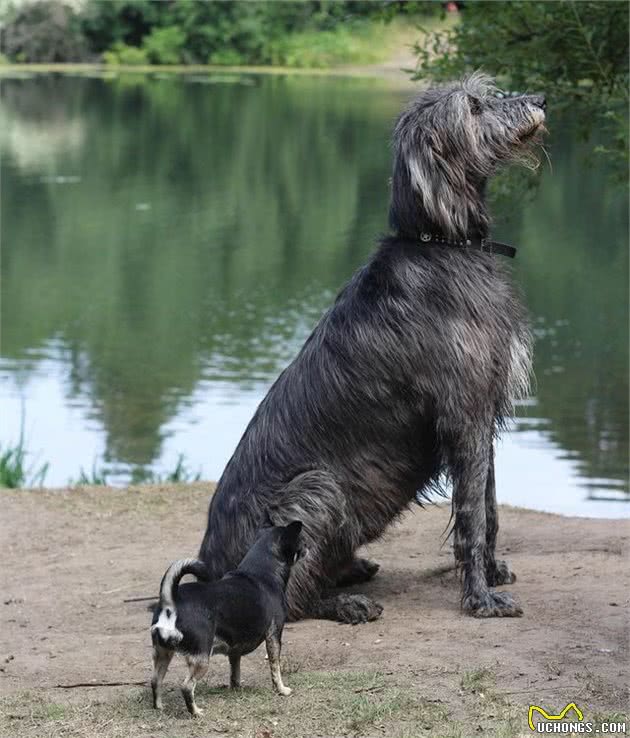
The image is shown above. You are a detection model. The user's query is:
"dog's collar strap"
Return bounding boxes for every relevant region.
[416,232,517,258]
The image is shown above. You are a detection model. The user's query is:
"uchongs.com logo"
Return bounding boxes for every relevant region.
[528,703,627,734]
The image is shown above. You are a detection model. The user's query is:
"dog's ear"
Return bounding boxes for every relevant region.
[283,520,303,539]
[281,521,306,563]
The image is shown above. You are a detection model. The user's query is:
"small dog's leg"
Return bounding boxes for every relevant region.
[229,654,241,689]
[181,654,209,717]
[265,628,291,696]
[151,645,173,710]
[335,558,380,587]
[483,443,516,587]
[314,593,383,624]
[453,428,522,618]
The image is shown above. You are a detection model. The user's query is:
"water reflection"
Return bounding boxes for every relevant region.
[0,73,627,515]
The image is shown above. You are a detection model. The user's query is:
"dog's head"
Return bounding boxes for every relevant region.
[391,72,547,239]
[261,514,308,567]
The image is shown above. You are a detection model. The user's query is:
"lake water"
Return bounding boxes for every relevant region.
[1,72,628,517]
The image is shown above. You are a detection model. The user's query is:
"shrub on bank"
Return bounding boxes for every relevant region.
[267,22,383,68]
[143,25,185,65]
[103,42,148,66]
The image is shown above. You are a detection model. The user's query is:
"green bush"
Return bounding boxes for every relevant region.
[103,41,148,66]
[208,48,246,66]
[142,25,185,65]
[267,23,383,68]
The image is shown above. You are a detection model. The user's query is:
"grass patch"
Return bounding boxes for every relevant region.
[0,671,453,738]
[0,426,48,489]
[0,667,584,738]
[67,454,201,486]
[74,461,110,486]
[460,667,495,695]
[131,454,202,484]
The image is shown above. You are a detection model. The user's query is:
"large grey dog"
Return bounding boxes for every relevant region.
[199,73,546,623]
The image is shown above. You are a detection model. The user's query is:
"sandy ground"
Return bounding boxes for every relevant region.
[0,484,628,738]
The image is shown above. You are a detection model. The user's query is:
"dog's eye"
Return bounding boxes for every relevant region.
[468,95,482,115]
[165,608,171,618]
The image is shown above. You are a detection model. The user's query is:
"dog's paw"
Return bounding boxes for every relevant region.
[462,589,523,618]
[335,593,383,624]
[277,686,292,697]
[486,559,517,587]
[191,706,204,718]
[336,558,380,587]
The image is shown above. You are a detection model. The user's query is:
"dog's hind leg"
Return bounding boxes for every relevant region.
[452,427,522,618]
[270,470,383,625]
[335,557,380,587]
[229,654,241,689]
[181,655,209,717]
[265,626,291,696]
[151,644,173,710]
[483,443,516,587]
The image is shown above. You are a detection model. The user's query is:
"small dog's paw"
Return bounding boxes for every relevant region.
[486,560,516,586]
[277,686,292,697]
[336,594,383,624]
[462,590,523,618]
[152,701,163,711]
[191,706,204,718]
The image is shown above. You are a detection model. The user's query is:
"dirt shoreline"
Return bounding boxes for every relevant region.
[1,484,628,737]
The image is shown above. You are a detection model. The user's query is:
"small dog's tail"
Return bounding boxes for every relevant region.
[151,558,208,645]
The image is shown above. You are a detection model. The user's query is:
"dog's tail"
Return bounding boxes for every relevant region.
[151,558,209,645]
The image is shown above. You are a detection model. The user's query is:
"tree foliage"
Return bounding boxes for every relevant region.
[1,0,430,65]
[2,0,87,62]
[415,1,628,97]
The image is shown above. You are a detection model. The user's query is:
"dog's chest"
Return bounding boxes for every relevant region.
[212,628,266,657]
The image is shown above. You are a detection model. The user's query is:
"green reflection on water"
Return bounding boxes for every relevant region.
[1,73,627,494]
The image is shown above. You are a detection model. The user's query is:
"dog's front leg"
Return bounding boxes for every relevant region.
[265,627,291,696]
[229,654,241,689]
[453,429,522,617]
[484,442,516,587]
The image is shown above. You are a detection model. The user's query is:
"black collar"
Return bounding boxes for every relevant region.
[403,232,517,258]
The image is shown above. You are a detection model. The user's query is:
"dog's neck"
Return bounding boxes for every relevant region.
[236,537,292,591]
[389,172,490,242]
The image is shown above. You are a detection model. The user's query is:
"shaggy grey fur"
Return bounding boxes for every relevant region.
[199,73,546,622]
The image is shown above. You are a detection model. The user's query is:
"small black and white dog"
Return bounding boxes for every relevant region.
[150,520,305,716]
